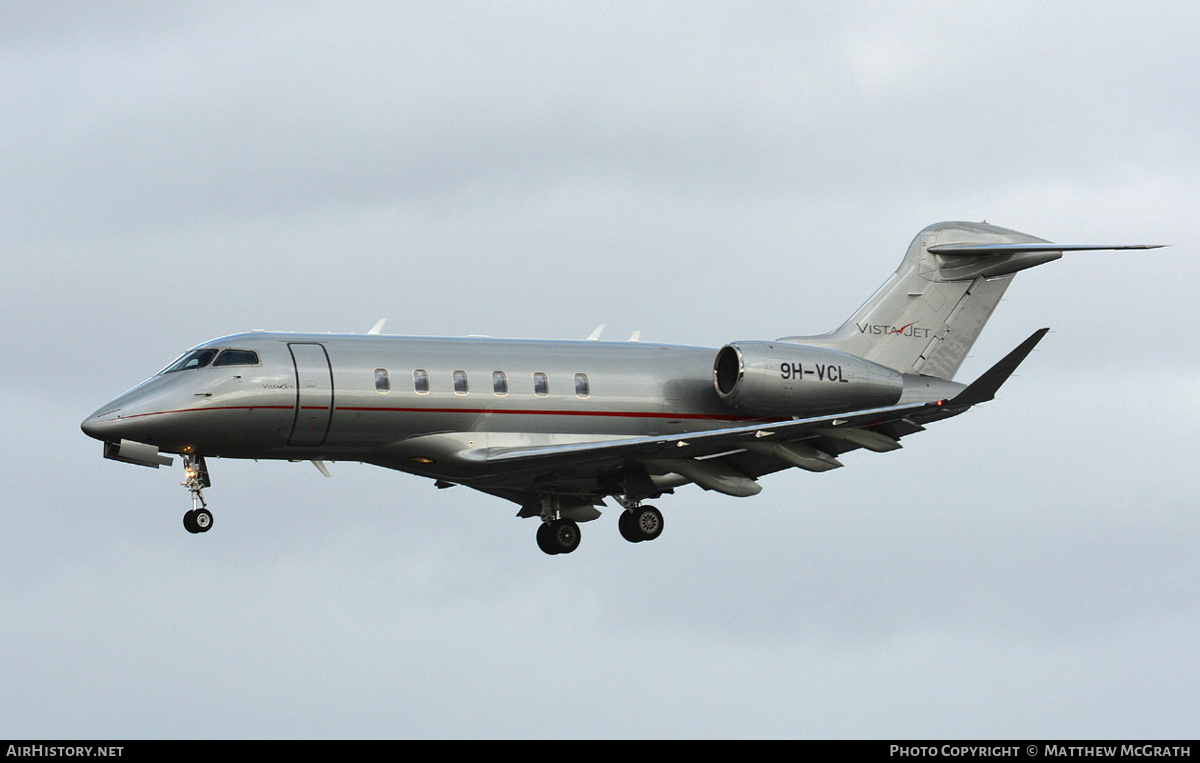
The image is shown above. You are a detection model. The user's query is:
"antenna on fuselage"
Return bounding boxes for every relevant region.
[368,319,387,335]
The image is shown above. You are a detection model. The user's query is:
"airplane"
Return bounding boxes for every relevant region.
[81,221,1162,555]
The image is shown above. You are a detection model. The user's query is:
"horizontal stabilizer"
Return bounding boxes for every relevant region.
[928,243,1165,256]
[948,328,1050,408]
[779,223,1163,381]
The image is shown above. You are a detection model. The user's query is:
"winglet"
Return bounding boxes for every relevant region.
[947,328,1050,408]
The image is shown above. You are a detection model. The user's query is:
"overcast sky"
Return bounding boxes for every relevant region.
[3,1,1198,739]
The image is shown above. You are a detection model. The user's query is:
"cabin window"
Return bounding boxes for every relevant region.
[492,371,508,396]
[574,373,590,398]
[159,349,218,374]
[533,372,549,397]
[374,368,390,393]
[453,370,469,395]
[213,349,260,367]
[413,369,430,394]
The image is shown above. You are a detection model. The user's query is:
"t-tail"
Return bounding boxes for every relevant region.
[779,221,1162,380]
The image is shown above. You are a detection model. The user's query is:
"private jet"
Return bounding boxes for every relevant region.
[81,221,1160,554]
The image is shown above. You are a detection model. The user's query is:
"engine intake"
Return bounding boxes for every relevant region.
[714,341,903,416]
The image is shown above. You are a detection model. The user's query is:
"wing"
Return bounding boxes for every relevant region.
[396,329,1049,512]
[479,399,944,502]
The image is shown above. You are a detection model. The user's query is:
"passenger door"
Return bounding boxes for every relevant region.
[288,343,333,447]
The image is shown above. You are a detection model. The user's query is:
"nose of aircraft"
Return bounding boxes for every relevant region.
[81,376,169,444]
[81,405,125,442]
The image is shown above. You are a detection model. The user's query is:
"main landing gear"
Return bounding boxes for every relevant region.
[536,519,581,555]
[181,454,213,534]
[619,504,664,544]
[535,501,665,555]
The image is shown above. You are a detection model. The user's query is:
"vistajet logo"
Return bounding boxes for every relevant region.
[856,321,932,338]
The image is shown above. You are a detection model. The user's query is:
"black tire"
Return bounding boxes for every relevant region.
[618,510,642,543]
[183,510,199,534]
[536,521,559,555]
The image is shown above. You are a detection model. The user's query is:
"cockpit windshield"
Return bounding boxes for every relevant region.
[213,349,260,367]
[160,349,218,374]
[159,348,259,374]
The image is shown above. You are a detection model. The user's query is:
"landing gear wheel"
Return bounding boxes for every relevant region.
[183,508,213,534]
[193,507,213,533]
[537,519,581,555]
[621,505,663,543]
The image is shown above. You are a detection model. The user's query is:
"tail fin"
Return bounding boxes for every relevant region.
[780,221,1161,380]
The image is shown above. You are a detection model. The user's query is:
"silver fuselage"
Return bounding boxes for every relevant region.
[82,333,760,479]
[81,331,954,490]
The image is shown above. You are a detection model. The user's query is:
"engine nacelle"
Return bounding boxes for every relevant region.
[713,341,903,416]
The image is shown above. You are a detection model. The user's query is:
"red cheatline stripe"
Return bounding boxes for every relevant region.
[108,405,780,424]
[337,406,778,422]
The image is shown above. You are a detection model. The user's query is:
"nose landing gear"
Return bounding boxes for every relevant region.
[183,506,213,534]
[181,454,213,534]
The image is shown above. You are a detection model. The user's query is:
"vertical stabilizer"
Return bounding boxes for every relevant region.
[780,222,1062,380]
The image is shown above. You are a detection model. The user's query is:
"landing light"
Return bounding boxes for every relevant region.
[410,456,436,465]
